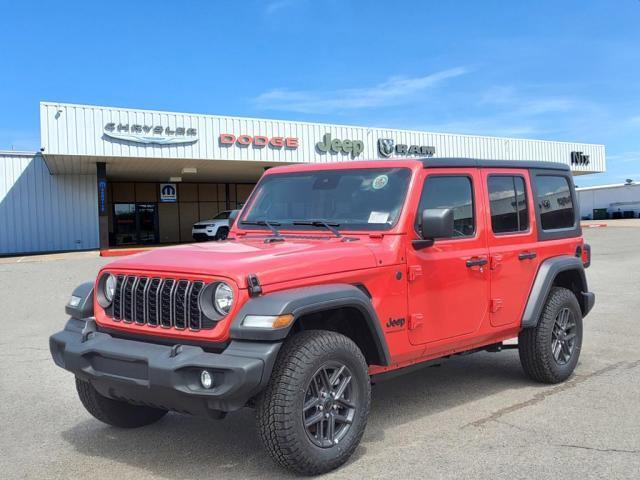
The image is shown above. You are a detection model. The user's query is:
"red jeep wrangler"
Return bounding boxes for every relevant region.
[50,158,594,475]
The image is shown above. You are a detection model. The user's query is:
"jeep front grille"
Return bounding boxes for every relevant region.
[109,275,211,330]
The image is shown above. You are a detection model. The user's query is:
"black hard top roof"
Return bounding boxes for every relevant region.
[420,158,570,171]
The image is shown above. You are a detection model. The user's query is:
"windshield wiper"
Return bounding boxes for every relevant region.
[293,220,342,238]
[240,220,284,241]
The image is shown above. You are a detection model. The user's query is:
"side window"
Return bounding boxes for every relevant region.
[416,176,475,238]
[487,176,529,234]
[534,175,575,230]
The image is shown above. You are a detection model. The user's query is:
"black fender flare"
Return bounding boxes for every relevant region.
[521,256,593,328]
[65,281,94,319]
[230,283,391,366]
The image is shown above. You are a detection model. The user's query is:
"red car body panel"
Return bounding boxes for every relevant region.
[94,159,585,375]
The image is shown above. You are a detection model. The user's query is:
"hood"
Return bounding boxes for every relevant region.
[194,219,227,225]
[103,237,379,288]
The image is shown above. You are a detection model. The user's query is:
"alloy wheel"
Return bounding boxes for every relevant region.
[551,307,577,365]
[303,362,356,448]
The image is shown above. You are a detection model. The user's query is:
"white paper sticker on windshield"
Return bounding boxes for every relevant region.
[368,211,390,224]
[372,174,389,190]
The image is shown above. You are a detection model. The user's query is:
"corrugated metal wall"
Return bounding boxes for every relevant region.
[40,102,606,174]
[0,152,99,255]
[578,184,640,218]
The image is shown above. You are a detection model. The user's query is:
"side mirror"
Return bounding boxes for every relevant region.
[228,209,240,228]
[414,208,454,249]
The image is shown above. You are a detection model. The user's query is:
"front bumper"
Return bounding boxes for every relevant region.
[50,319,281,416]
[192,231,214,241]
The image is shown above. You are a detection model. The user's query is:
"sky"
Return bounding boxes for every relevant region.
[0,0,639,186]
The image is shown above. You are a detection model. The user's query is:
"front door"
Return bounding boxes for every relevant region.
[406,169,491,346]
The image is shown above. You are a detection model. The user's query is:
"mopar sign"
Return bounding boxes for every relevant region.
[160,183,177,202]
[378,138,435,157]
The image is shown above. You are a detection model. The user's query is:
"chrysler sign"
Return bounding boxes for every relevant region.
[378,138,435,157]
[104,123,198,145]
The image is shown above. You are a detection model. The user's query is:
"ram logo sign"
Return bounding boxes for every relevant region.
[160,183,177,203]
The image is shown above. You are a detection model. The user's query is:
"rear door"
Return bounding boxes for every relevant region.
[482,169,540,327]
[406,168,491,345]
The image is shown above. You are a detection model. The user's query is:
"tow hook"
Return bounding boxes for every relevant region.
[80,319,97,343]
[169,344,183,358]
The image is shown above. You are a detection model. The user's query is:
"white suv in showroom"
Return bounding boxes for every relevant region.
[191,210,232,241]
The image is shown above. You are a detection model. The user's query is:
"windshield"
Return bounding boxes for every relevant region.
[241,168,411,231]
[214,211,230,220]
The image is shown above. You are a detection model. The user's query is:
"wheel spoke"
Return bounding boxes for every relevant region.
[327,414,336,443]
[329,365,346,386]
[336,397,356,409]
[303,396,320,413]
[305,411,324,428]
[561,341,572,359]
[333,413,352,425]
[552,340,562,360]
[320,368,332,391]
[564,332,576,342]
[334,375,352,399]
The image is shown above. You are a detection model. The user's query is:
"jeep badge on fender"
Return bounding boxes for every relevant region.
[50,157,594,476]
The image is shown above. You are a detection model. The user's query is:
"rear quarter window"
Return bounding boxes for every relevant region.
[534,175,575,230]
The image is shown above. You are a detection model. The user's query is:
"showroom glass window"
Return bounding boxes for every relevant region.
[415,176,475,238]
[534,175,575,230]
[487,176,529,234]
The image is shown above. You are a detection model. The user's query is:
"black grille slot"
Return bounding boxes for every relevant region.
[106,275,212,331]
[189,281,204,330]
[123,276,136,322]
[160,279,175,327]
[174,280,189,329]
[112,275,125,321]
[147,278,161,326]
[134,277,148,324]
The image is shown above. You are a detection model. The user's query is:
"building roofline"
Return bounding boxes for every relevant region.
[0,150,38,156]
[40,101,605,148]
[577,182,639,191]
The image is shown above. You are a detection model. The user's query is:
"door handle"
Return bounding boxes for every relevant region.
[518,251,537,260]
[466,257,488,268]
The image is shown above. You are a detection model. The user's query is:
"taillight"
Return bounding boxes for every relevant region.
[576,243,591,268]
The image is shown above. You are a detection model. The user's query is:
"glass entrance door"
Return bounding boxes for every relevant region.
[113,203,158,246]
[136,203,158,244]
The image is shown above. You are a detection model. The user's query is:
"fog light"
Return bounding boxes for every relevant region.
[200,370,213,389]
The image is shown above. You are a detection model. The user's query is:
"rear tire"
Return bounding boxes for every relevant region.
[518,287,583,383]
[75,378,167,428]
[256,330,371,475]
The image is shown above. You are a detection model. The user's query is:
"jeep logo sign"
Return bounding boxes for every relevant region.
[378,138,435,157]
[571,151,590,166]
[316,133,364,157]
[160,183,177,203]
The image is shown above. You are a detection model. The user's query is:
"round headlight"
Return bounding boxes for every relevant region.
[213,282,234,315]
[104,274,117,303]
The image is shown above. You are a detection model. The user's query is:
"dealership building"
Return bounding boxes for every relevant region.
[0,101,606,255]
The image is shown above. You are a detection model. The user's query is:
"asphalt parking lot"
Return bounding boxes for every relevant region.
[1,226,639,479]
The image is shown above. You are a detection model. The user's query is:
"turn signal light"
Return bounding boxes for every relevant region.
[242,314,295,329]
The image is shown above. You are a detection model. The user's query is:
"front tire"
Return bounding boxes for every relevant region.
[518,287,583,383]
[75,378,167,428]
[256,330,371,475]
[215,227,229,241]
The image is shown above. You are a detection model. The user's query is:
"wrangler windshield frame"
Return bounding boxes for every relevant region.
[239,167,412,232]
